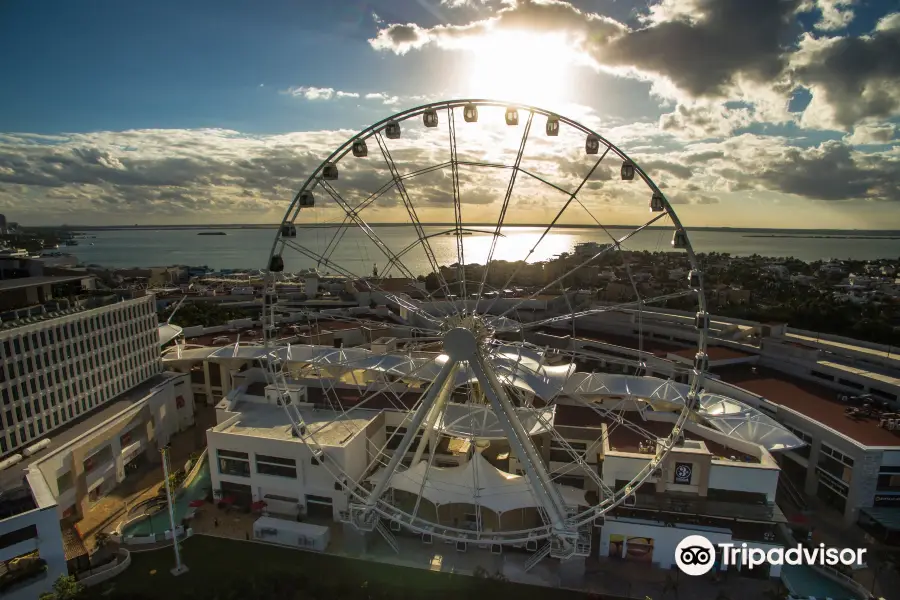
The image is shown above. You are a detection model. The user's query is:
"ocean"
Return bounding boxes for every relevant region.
[62,226,900,275]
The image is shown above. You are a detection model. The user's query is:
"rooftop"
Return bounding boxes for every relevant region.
[560,328,688,355]
[0,274,94,292]
[222,400,375,446]
[554,405,758,462]
[0,372,175,491]
[818,359,900,388]
[670,346,756,362]
[717,365,900,447]
[186,325,298,348]
[786,332,899,364]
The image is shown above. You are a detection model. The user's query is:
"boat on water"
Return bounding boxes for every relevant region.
[198,231,227,236]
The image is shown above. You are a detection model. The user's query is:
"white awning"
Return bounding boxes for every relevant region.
[371,452,587,514]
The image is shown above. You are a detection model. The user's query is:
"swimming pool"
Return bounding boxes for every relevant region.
[122,457,211,537]
[781,564,858,600]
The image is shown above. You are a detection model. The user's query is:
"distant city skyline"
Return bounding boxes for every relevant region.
[0,0,898,229]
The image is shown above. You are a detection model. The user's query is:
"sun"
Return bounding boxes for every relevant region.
[465,30,576,107]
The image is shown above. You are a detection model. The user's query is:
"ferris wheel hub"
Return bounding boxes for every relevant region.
[443,327,478,361]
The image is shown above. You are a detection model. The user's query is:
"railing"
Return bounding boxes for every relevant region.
[807,563,873,600]
[524,542,552,571]
[777,473,808,511]
[79,549,131,587]
[374,519,400,554]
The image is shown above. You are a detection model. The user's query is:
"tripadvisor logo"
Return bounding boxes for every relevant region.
[674,534,866,576]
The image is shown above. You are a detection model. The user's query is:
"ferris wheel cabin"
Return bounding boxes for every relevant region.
[423,109,439,128]
[505,107,519,126]
[352,139,368,157]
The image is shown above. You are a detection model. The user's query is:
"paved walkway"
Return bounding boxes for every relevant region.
[168,504,784,600]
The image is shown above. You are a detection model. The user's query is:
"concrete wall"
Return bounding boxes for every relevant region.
[207,423,368,520]
[31,373,194,519]
[0,505,67,600]
[600,517,784,577]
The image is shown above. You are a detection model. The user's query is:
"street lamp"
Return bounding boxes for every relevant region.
[160,444,188,576]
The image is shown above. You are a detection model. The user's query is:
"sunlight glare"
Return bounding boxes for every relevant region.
[465,31,575,107]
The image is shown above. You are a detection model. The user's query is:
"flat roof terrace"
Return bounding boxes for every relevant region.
[554,404,758,462]
[716,364,900,447]
[223,400,375,446]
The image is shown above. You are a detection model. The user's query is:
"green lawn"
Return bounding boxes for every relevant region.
[89,535,604,600]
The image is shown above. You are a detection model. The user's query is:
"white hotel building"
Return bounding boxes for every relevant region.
[1,278,195,599]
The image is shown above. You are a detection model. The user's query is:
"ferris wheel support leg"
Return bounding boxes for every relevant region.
[469,352,571,537]
[410,363,458,467]
[360,359,457,522]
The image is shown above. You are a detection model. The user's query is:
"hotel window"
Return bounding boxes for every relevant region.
[256,454,297,478]
[0,525,38,550]
[817,454,853,485]
[877,470,900,493]
[785,425,813,459]
[217,449,251,477]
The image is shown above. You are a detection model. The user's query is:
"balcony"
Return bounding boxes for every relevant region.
[0,558,48,596]
[616,491,785,525]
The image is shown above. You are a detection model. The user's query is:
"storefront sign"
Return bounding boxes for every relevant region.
[674,462,693,485]
[873,494,900,507]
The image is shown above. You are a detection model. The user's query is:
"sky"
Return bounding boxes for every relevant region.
[0,0,898,230]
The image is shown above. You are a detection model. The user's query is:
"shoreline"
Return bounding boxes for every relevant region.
[744,235,900,240]
[19,224,900,236]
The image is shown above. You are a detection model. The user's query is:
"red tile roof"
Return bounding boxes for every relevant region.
[717,365,900,447]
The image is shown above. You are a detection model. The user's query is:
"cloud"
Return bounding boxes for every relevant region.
[598,0,801,100]
[369,0,798,104]
[282,87,364,101]
[792,12,900,130]
[799,0,857,31]
[845,123,898,146]
[659,103,753,139]
[369,0,627,57]
[702,135,900,202]
[365,0,898,134]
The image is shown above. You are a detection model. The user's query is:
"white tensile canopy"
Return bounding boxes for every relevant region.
[171,342,804,452]
[370,452,587,514]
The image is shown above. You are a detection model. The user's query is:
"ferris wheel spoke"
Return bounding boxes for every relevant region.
[315,180,413,278]
[316,179,420,281]
[480,147,611,317]
[570,393,664,449]
[282,238,442,326]
[519,289,697,331]
[476,110,534,303]
[447,107,466,303]
[373,132,461,318]
[494,211,670,321]
[318,216,354,269]
[469,350,570,532]
[539,411,614,499]
[363,359,458,513]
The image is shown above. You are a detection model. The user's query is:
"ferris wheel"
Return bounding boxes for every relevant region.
[261,99,710,560]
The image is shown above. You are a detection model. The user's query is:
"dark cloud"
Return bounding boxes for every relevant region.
[599,0,801,98]
[713,137,900,201]
[792,14,900,129]
[639,159,692,179]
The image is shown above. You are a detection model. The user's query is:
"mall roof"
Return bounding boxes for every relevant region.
[0,274,93,292]
[717,365,900,447]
